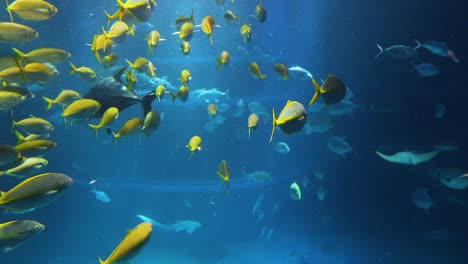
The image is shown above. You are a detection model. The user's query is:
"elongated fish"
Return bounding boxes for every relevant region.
[376,150,440,165]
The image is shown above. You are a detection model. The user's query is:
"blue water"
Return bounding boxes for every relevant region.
[1,0,468,263]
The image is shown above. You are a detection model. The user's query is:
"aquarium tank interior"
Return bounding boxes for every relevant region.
[0,0,467,263]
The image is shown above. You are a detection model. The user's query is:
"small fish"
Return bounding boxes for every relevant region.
[0,22,38,43]
[270,100,307,142]
[169,85,189,102]
[141,111,160,138]
[174,22,194,41]
[207,104,217,118]
[417,40,449,57]
[154,84,166,101]
[68,61,96,82]
[42,89,81,111]
[216,51,230,71]
[247,113,259,137]
[248,62,266,79]
[289,182,301,200]
[255,0,267,23]
[179,69,191,85]
[88,107,119,136]
[239,24,251,44]
[180,41,191,55]
[112,117,144,142]
[103,53,118,69]
[272,63,288,80]
[175,8,194,28]
[90,190,111,203]
[11,111,54,135]
[216,160,230,194]
[146,30,165,54]
[12,47,71,64]
[288,66,313,80]
[6,0,58,21]
[62,99,101,121]
[224,10,238,22]
[327,136,353,156]
[201,15,216,45]
[308,75,346,107]
[187,135,202,159]
[274,142,290,154]
[0,220,44,253]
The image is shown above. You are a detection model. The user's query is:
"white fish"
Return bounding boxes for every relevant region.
[289,182,301,200]
[327,136,353,156]
[376,150,439,165]
[191,88,229,100]
[288,66,313,80]
[412,63,440,77]
[416,40,449,57]
[326,100,359,116]
[136,214,201,233]
[437,168,468,190]
[274,142,290,154]
[90,190,111,203]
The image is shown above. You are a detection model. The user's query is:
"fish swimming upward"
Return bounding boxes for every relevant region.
[136,214,201,234]
[375,150,440,165]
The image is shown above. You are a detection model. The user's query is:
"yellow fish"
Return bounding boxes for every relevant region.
[247,113,259,138]
[125,57,149,72]
[155,84,166,101]
[0,157,48,178]
[0,90,28,111]
[98,222,152,264]
[102,21,134,43]
[62,98,101,121]
[187,135,202,160]
[0,144,21,167]
[201,15,216,45]
[105,0,151,25]
[175,22,194,41]
[239,24,251,44]
[12,47,71,64]
[180,41,191,55]
[270,100,307,143]
[308,75,346,107]
[112,117,144,142]
[141,111,160,138]
[146,30,165,54]
[0,66,26,83]
[68,61,97,82]
[223,10,238,23]
[13,130,49,144]
[216,51,230,71]
[175,8,194,28]
[216,160,230,195]
[169,85,189,102]
[6,0,58,22]
[0,22,38,43]
[0,172,72,213]
[88,107,119,137]
[255,0,267,23]
[207,103,217,118]
[91,34,113,64]
[0,220,44,252]
[103,53,118,69]
[248,62,266,80]
[273,63,288,80]
[23,62,58,83]
[179,69,191,85]
[14,139,57,157]
[42,89,81,111]
[11,111,53,135]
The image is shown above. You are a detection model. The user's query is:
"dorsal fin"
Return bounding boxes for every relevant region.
[112,66,128,83]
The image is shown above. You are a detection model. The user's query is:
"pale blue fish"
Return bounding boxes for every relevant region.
[327,136,353,156]
[412,63,440,77]
[288,66,313,80]
[136,215,201,234]
[375,150,439,165]
[304,113,334,134]
[375,40,420,59]
[417,40,449,57]
[191,88,229,101]
[90,190,111,203]
[274,142,290,154]
[326,100,359,115]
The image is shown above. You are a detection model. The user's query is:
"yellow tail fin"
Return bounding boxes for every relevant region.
[308,79,321,107]
[42,96,54,111]
[5,0,14,22]
[14,130,24,144]
[88,124,99,137]
[216,57,222,71]
[11,47,25,59]
[10,109,16,134]
[68,61,77,75]
[269,108,276,143]
[169,91,177,103]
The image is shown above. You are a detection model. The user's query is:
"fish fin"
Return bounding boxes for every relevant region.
[88,124,99,137]
[112,132,119,144]
[190,8,194,23]
[125,58,134,68]
[128,24,135,37]
[11,47,25,59]
[269,108,276,143]
[248,127,251,138]
[13,130,24,144]
[169,91,177,102]
[146,35,153,55]
[13,57,26,83]
[189,151,194,160]
[413,39,421,49]
[103,10,113,27]
[375,44,383,59]
[216,57,222,71]
[42,96,54,111]
[68,61,77,75]
[308,79,321,107]
[91,35,102,64]
[98,257,106,264]
[10,109,16,134]
[5,0,13,22]
[209,34,213,45]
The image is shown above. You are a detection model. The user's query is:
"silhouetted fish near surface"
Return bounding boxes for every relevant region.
[84,67,157,118]
[375,40,420,59]
[412,63,440,77]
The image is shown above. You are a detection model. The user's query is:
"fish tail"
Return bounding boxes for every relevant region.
[68,61,77,74]
[101,27,110,40]
[269,108,276,143]
[308,79,321,107]
[142,91,156,115]
[42,96,54,111]
[112,132,119,144]
[128,25,135,37]
[413,39,421,49]
[12,56,26,83]
[103,10,113,26]
[91,35,102,64]
[0,171,4,177]
[216,57,222,71]
[248,127,251,138]
[98,257,106,264]
[125,58,134,68]
[190,8,194,23]
[374,44,383,59]
[260,74,266,80]
[169,91,177,103]
[189,151,194,160]
[10,109,16,134]
[225,89,230,101]
[146,36,153,55]
[13,130,24,144]
[88,124,99,137]
[209,34,213,45]
[11,47,25,59]
[5,0,13,22]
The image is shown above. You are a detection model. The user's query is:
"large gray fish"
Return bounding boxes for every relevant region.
[84,67,156,117]
[0,220,44,252]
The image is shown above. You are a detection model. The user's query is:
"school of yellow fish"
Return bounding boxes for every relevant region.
[0,0,347,261]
